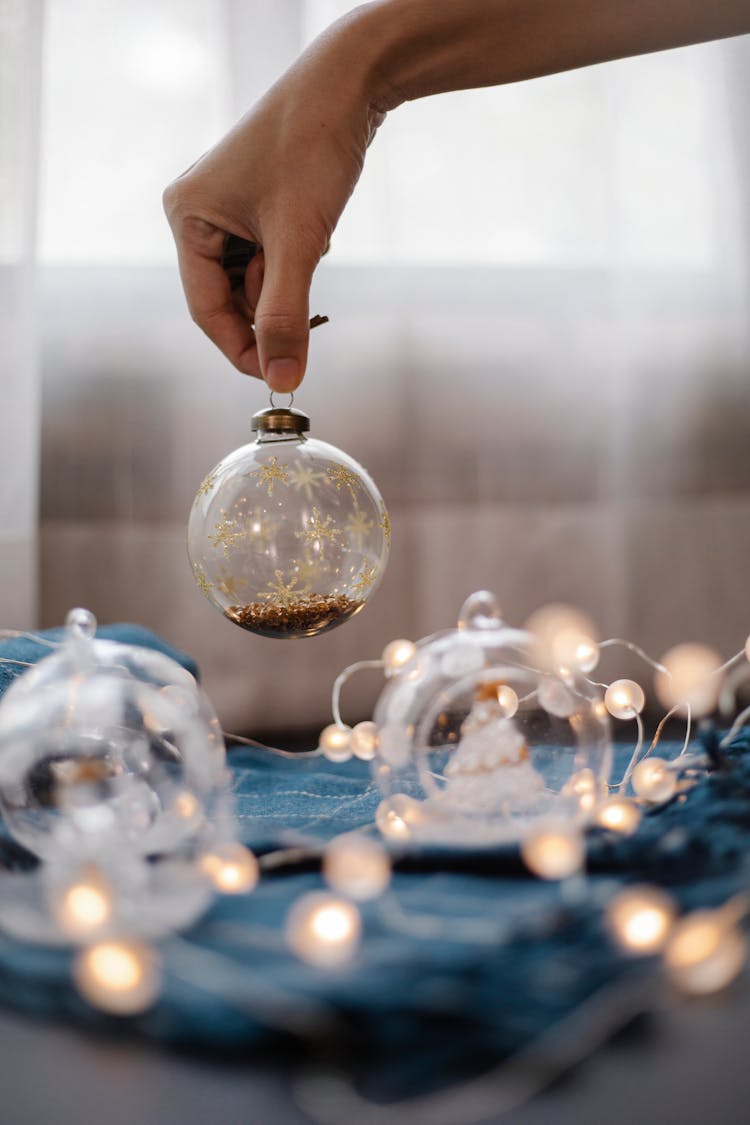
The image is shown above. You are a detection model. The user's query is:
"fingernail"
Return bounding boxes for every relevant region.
[266,358,301,392]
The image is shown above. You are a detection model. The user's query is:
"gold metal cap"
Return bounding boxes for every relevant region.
[251,406,310,435]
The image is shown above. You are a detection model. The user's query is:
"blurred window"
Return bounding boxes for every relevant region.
[39,0,725,269]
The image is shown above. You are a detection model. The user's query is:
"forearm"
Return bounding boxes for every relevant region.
[335,0,750,110]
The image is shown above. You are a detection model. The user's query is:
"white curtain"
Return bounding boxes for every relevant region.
[13,0,750,729]
[0,0,42,628]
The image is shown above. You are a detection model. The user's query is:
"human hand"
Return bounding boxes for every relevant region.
[163,20,386,393]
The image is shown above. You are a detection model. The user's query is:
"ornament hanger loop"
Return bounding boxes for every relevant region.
[269,391,294,410]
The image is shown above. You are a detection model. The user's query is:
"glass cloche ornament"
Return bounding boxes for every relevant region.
[372,591,612,845]
[188,397,390,638]
[0,609,229,863]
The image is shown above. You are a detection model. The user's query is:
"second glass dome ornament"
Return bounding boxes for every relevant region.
[188,397,390,639]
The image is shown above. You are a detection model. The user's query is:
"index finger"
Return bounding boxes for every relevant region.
[174,233,262,378]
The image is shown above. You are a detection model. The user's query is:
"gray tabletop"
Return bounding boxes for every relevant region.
[1,976,749,1125]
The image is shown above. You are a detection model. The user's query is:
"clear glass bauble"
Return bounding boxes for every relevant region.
[0,609,229,861]
[187,402,390,638]
[372,591,612,844]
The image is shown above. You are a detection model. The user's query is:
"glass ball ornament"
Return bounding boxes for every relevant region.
[371,591,612,845]
[0,608,228,863]
[187,400,390,638]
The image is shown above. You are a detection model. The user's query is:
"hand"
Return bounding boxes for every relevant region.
[163,24,385,393]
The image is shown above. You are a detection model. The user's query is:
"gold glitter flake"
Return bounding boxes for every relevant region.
[326,465,359,499]
[379,502,391,547]
[215,566,247,601]
[196,469,218,499]
[193,564,213,597]
[287,464,327,501]
[208,509,242,559]
[351,561,378,598]
[258,569,310,607]
[249,456,290,497]
[345,505,374,548]
[295,507,342,548]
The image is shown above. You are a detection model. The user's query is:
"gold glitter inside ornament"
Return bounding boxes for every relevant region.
[188,400,390,639]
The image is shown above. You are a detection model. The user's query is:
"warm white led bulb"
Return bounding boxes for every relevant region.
[323,834,391,901]
[537,677,577,719]
[200,843,259,894]
[381,639,417,676]
[349,721,378,761]
[631,757,677,803]
[318,724,352,762]
[52,867,113,939]
[521,821,585,880]
[596,796,642,835]
[654,644,723,718]
[606,886,676,954]
[74,940,161,1015]
[665,911,747,995]
[375,794,423,840]
[562,768,606,813]
[285,893,361,968]
[572,637,600,674]
[604,680,645,720]
[495,685,519,719]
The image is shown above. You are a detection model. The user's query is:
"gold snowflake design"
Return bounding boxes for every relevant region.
[208,509,243,559]
[326,464,359,499]
[287,464,327,502]
[249,456,290,497]
[196,469,219,499]
[259,569,311,606]
[215,566,247,601]
[379,502,391,547]
[295,507,342,548]
[193,564,213,598]
[345,505,374,549]
[351,561,378,598]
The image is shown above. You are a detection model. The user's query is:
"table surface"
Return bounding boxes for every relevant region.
[1,977,749,1125]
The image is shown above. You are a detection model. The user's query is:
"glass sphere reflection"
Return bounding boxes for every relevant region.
[188,405,390,638]
[372,592,612,844]
[0,609,227,861]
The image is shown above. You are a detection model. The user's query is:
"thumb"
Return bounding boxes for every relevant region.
[253,234,319,393]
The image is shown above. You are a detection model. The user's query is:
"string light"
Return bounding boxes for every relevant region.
[285,893,361,968]
[318,723,352,763]
[74,939,161,1014]
[200,843,259,894]
[606,886,676,954]
[562,768,607,813]
[537,677,577,719]
[525,604,598,673]
[655,643,723,717]
[665,911,747,995]
[595,797,642,835]
[349,721,378,761]
[604,679,645,721]
[375,794,423,840]
[521,821,585,880]
[495,685,519,718]
[631,757,677,803]
[323,834,391,901]
[52,867,112,939]
[381,639,417,676]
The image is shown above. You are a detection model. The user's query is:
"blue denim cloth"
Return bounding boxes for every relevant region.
[0,627,748,1100]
